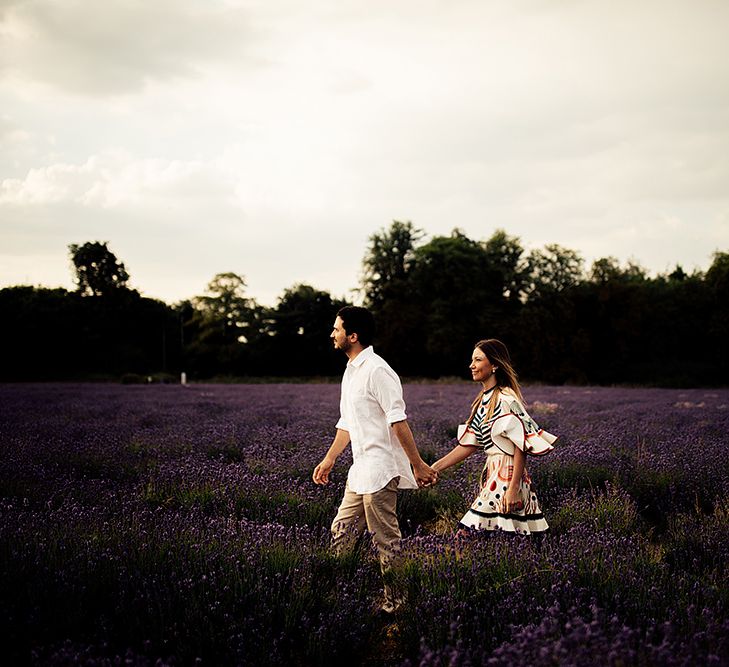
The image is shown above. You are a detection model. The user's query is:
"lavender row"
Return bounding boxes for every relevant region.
[1,383,728,665]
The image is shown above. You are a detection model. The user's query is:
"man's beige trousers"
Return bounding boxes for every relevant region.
[330,476,401,571]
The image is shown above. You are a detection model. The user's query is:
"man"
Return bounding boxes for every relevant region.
[313,306,437,613]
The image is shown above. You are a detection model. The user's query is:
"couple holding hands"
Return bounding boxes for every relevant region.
[313,306,557,613]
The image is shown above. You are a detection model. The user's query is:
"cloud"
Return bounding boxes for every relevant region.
[0,0,262,95]
[1,1,728,304]
[0,152,236,207]
[0,150,367,304]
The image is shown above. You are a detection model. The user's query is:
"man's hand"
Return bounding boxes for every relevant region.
[412,460,438,488]
[313,455,336,485]
[390,420,439,488]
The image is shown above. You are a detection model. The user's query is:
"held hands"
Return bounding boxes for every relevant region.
[413,460,438,488]
[314,450,439,488]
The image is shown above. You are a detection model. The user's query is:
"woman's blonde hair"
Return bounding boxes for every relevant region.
[466,338,524,426]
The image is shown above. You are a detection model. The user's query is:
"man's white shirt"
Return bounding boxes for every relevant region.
[335,346,418,494]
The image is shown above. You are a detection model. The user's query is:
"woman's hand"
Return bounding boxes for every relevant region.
[503,486,524,513]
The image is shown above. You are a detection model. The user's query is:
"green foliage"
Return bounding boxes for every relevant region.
[482,228,529,303]
[392,536,551,656]
[412,231,502,363]
[205,441,247,462]
[0,283,180,380]
[69,241,130,296]
[525,243,584,297]
[548,483,641,536]
[534,461,614,494]
[356,224,729,385]
[362,220,423,310]
[397,487,466,535]
[2,233,729,384]
[662,501,729,574]
[360,221,425,375]
[141,478,338,528]
[233,489,337,528]
[260,283,348,376]
[706,250,729,294]
[193,272,256,343]
[184,272,261,376]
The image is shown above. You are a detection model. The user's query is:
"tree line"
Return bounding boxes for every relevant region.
[2,227,728,385]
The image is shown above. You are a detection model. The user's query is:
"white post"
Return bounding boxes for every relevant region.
[181,371,187,385]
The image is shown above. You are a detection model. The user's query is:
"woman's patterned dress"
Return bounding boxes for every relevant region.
[456,387,557,534]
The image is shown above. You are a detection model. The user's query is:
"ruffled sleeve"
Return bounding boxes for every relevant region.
[456,423,480,447]
[489,398,557,456]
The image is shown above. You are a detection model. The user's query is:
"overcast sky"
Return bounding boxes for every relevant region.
[2,0,728,306]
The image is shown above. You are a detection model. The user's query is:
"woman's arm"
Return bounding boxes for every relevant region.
[504,446,526,511]
[432,444,478,474]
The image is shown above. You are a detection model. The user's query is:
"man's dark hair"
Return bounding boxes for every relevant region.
[337,306,375,347]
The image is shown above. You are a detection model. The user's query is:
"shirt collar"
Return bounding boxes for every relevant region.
[348,345,374,368]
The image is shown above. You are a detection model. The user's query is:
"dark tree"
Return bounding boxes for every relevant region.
[183,272,263,377]
[361,226,528,377]
[408,229,505,376]
[69,241,130,296]
[482,229,529,303]
[706,251,729,295]
[360,221,424,374]
[263,283,348,376]
[525,243,584,298]
[706,251,729,374]
[362,220,423,310]
[194,272,258,345]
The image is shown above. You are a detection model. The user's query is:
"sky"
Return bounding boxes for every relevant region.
[2,0,728,306]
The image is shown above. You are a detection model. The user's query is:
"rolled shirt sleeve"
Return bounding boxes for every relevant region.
[370,366,407,424]
[335,384,349,431]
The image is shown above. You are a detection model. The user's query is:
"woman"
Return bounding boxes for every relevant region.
[432,339,556,534]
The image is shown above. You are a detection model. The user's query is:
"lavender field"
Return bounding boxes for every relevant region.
[2,383,728,666]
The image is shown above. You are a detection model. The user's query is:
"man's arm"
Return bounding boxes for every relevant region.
[312,428,351,485]
[391,420,438,486]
